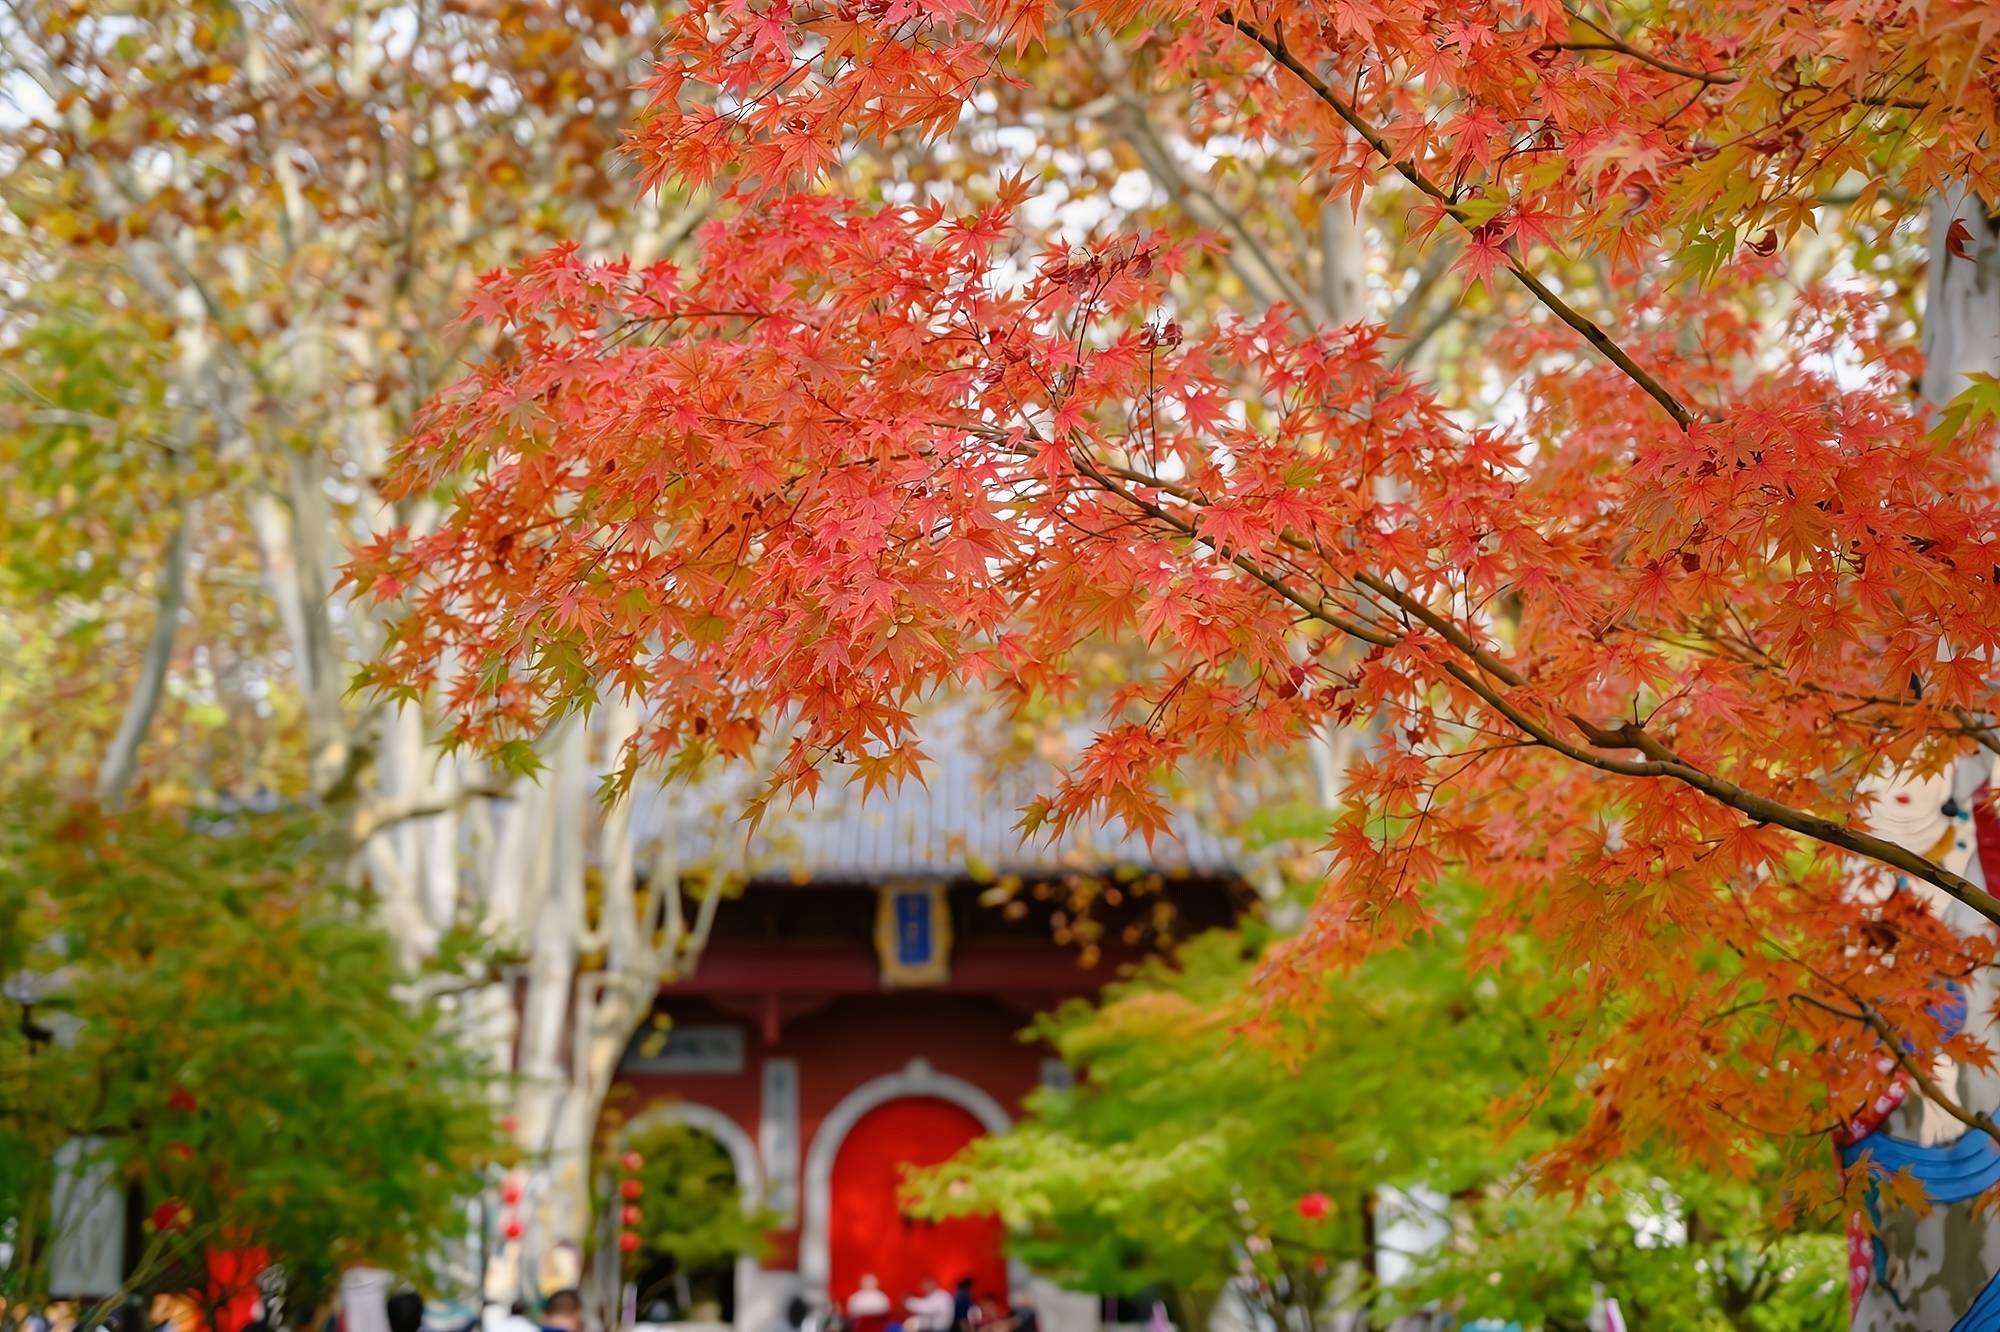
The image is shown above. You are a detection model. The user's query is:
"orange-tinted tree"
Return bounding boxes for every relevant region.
[353,1,2000,1325]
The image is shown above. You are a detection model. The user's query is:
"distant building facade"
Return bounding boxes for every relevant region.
[612,713,1246,1332]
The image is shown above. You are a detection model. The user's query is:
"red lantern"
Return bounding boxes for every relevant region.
[621,1151,644,1172]
[502,1216,523,1241]
[150,1199,193,1233]
[501,1178,523,1205]
[621,1205,640,1226]
[618,1231,640,1254]
[1297,1192,1330,1222]
[619,1178,642,1200]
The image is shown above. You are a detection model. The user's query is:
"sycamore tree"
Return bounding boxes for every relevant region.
[350,0,2000,1324]
[0,0,786,1289]
[905,899,1844,1331]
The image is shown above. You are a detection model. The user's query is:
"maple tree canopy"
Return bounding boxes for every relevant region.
[352,0,2000,1184]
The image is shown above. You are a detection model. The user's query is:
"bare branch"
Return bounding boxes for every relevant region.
[1114,94,1322,321]
[352,782,512,843]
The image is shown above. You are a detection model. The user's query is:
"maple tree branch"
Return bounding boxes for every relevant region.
[1789,992,2000,1151]
[1350,570,1523,687]
[1215,11,1443,208]
[1693,625,2000,756]
[1555,3,1737,85]
[1070,454,1398,649]
[1051,437,2000,924]
[1033,406,2000,923]
[1341,571,2000,923]
[1851,93,1932,112]
[1549,38,1735,85]
[1219,11,1697,431]
[1614,725,2000,924]
[1498,266,1694,429]
[1956,708,2000,757]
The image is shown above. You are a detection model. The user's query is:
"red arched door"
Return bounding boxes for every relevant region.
[827,1097,1006,1311]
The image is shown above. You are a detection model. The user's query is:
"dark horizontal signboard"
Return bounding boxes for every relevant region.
[620,1023,745,1074]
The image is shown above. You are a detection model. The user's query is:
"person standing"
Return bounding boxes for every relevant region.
[771,1297,813,1332]
[904,1284,951,1332]
[537,1292,582,1332]
[1005,1292,1037,1332]
[384,1294,424,1332]
[486,1301,539,1332]
[845,1277,890,1332]
[341,1270,393,1332]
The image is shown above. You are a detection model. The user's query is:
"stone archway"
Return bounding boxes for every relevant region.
[619,1102,765,1325]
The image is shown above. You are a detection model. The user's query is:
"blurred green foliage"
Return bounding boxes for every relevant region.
[0,794,502,1323]
[907,887,1845,1332]
[620,1120,776,1315]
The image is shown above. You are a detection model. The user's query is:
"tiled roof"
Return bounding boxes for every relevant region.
[628,700,1239,883]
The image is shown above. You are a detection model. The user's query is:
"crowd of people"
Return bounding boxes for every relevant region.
[777,1277,1034,1332]
[5,1276,1039,1332]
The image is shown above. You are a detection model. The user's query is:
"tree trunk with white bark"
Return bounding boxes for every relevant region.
[7,3,726,1310]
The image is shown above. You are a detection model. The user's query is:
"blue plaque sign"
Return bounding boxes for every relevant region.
[875,882,951,987]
